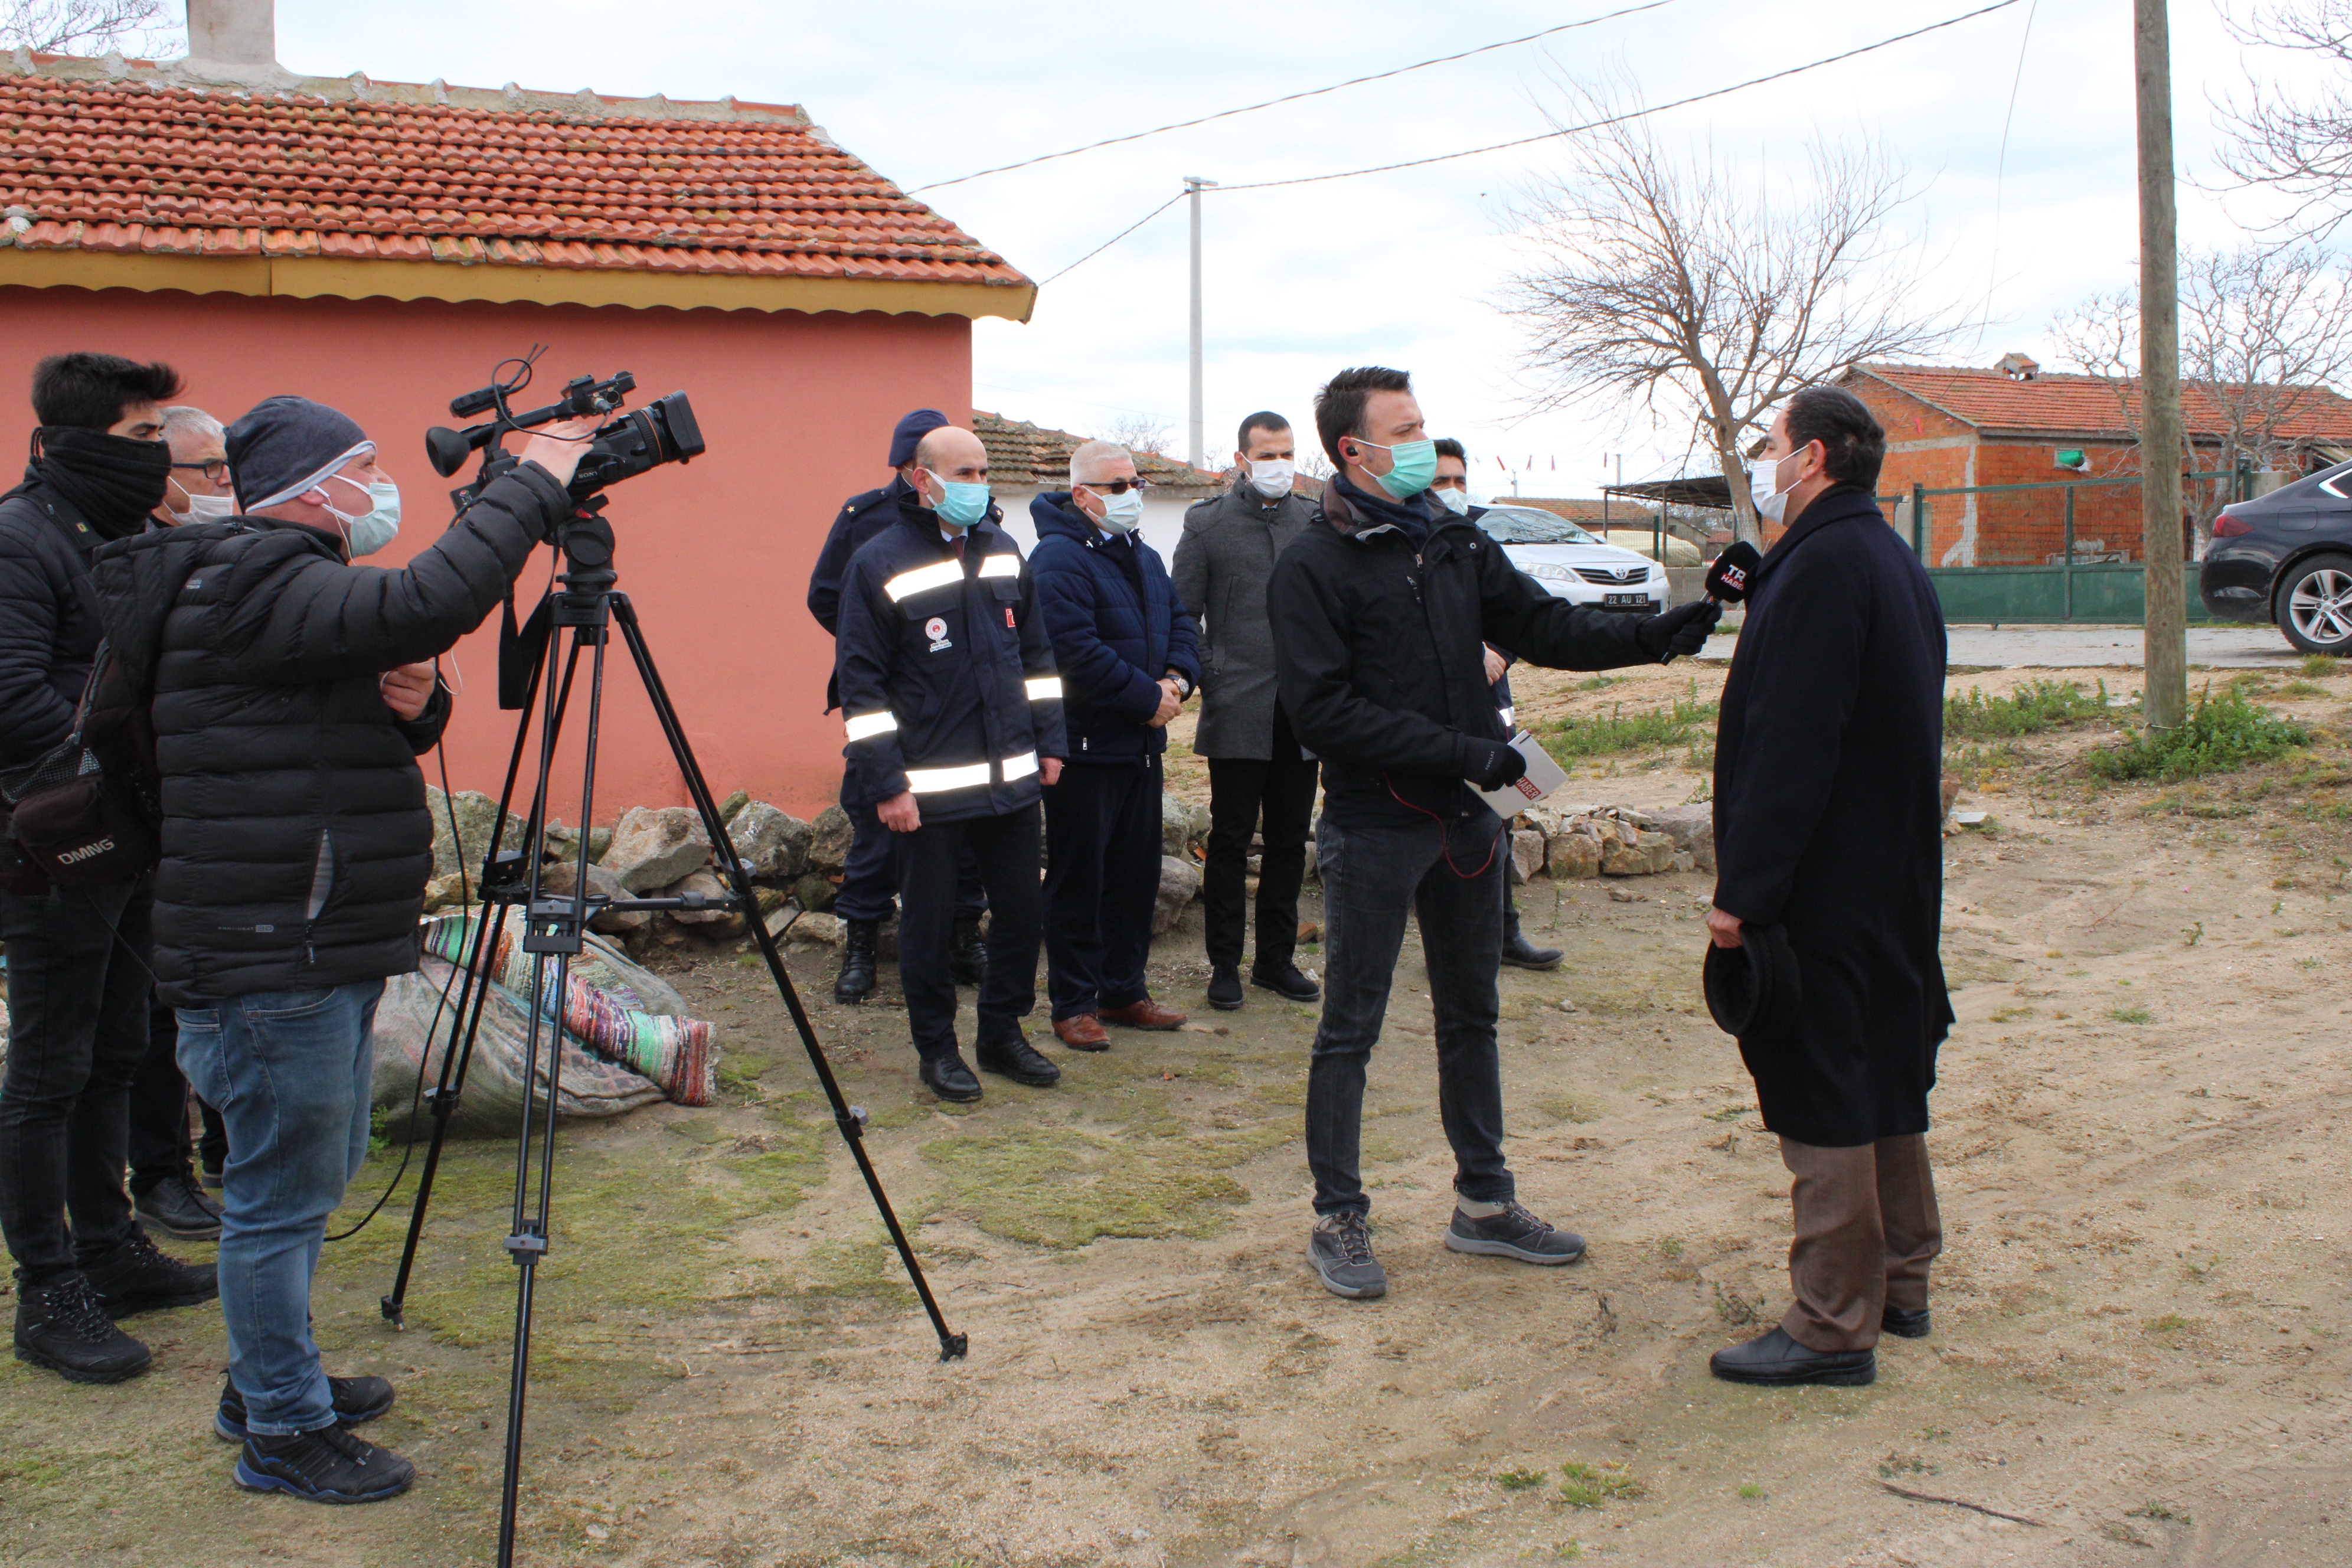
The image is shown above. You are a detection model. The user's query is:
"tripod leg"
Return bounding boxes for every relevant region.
[610,597,967,1360]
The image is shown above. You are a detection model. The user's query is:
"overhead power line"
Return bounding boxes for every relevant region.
[1038,192,1186,286]
[907,0,1681,195]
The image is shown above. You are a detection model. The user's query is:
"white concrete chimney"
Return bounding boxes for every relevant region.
[185,0,275,68]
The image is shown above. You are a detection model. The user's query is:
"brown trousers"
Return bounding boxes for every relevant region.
[1777,1133,1941,1353]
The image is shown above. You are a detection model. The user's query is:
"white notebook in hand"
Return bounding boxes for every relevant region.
[1476,729,1570,818]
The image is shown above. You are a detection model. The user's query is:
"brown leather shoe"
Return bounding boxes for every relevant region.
[1101,998,1187,1031]
[1052,1013,1110,1051]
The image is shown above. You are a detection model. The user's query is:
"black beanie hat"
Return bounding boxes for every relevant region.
[226,396,374,512]
[887,409,950,469]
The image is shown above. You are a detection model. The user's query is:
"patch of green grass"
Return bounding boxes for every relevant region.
[1945,679,2115,739]
[2279,679,2328,698]
[2086,688,2311,783]
[1557,1462,1643,1508]
[2129,1500,2193,1524]
[1703,1105,1746,1122]
[2108,1005,2154,1025]
[2147,1314,2193,1332]
[1990,1005,2034,1023]
[1737,1481,1766,1500]
[1539,684,1717,760]
[1497,1468,1550,1491]
[1948,741,2028,787]
[1575,675,1620,692]
[920,1125,1250,1248]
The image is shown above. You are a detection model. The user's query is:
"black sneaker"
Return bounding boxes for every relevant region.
[917,1052,983,1103]
[973,1028,1061,1087]
[1308,1212,1387,1299]
[1443,1201,1587,1265]
[134,1172,226,1241]
[217,1373,396,1442]
[1251,963,1321,1002]
[81,1228,218,1318]
[12,1275,152,1385]
[235,1425,416,1504]
[1206,964,1246,1011]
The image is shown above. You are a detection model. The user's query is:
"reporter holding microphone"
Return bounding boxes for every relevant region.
[1704,386,1951,1388]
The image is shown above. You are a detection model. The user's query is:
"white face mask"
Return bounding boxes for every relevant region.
[168,492,238,524]
[1751,445,1807,526]
[1087,485,1145,534]
[1435,487,1470,516]
[322,473,402,558]
[1246,458,1295,499]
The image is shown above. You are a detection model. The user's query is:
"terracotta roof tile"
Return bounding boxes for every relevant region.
[1850,362,2352,443]
[975,411,1224,493]
[0,71,1027,289]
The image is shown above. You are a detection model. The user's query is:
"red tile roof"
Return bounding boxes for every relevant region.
[0,62,1028,291]
[1849,362,2352,442]
[975,411,1224,492]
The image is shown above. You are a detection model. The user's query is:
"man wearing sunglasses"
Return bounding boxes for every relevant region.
[1028,442,1200,1050]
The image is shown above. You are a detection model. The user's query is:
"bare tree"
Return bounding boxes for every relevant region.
[2050,245,2352,550]
[1095,414,1173,460]
[1,0,170,54]
[1503,91,1960,544]
[2217,0,2352,242]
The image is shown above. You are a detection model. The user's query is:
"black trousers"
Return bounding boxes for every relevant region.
[896,804,1041,1059]
[1203,707,1321,971]
[837,775,988,926]
[128,997,224,1188]
[1043,756,1163,1021]
[0,877,153,1288]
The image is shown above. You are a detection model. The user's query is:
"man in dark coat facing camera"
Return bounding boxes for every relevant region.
[1705,384,1951,1388]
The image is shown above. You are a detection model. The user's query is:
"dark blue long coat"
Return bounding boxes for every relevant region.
[1028,494,1199,762]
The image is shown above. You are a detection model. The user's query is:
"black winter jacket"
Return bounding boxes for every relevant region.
[1028,493,1200,762]
[806,476,913,712]
[834,495,1067,820]
[92,462,574,1005]
[0,473,110,772]
[1271,476,1652,824]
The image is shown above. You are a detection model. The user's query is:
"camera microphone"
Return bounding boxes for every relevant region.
[1704,540,1762,605]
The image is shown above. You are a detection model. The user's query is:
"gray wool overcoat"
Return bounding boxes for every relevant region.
[1170,481,1317,760]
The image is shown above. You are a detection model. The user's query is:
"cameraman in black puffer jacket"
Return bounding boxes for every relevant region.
[92,394,596,1507]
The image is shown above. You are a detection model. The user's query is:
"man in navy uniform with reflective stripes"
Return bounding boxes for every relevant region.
[834,422,1069,1102]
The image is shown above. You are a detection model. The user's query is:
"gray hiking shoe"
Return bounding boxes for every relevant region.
[1308,1212,1387,1299]
[1443,1200,1587,1265]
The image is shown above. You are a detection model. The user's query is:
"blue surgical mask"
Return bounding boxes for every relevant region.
[324,474,401,558]
[928,473,990,529]
[1089,485,1144,534]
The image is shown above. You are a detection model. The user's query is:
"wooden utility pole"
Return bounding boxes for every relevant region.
[2137,0,2187,729]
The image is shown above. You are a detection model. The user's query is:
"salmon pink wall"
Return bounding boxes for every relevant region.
[0,283,974,821]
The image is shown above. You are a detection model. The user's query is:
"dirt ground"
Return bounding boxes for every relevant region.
[5,650,2351,1568]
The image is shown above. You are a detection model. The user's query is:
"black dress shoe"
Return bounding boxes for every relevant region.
[1206,964,1246,1011]
[917,1053,983,1103]
[1881,1304,1932,1339]
[1501,907,1563,970]
[974,1029,1061,1087]
[134,1172,225,1241]
[1708,1325,1875,1386]
[1250,963,1321,1002]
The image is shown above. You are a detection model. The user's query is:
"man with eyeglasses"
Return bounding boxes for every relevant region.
[1029,440,1200,1050]
[153,406,237,528]
[1171,411,1323,1012]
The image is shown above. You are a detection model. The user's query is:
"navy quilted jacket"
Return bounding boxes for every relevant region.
[1028,494,1199,761]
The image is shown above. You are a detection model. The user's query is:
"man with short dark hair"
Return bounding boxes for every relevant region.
[1704,385,1950,1388]
[1271,365,1719,1301]
[1171,410,1321,1011]
[0,352,217,1388]
[1031,439,1200,1047]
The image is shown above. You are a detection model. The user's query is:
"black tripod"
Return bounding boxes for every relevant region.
[377,504,964,1566]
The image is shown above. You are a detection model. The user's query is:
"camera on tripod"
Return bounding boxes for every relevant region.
[425,351,706,502]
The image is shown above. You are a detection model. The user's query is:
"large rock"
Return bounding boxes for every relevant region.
[720,801,811,882]
[1644,805,1716,873]
[1547,830,1602,880]
[1162,792,1195,859]
[1600,829,1677,877]
[1152,854,1201,934]
[600,805,711,893]
[809,804,855,874]
[1508,828,1546,884]
[425,788,529,884]
[542,858,646,933]
[790,872,838,913]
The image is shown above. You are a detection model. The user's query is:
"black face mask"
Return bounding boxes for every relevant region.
[32,426,172,541]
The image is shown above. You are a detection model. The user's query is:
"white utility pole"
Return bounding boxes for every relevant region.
[1184,176,1217,471]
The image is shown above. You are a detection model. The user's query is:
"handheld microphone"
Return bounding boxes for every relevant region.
[1703,540,1762,605]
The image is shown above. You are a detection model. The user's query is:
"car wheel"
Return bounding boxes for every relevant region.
[2278,554,2352,655]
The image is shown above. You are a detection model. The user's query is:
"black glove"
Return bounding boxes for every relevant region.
[1635,599,1722,662]
[1455,734,1527,790]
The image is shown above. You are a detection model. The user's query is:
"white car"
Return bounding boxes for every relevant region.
[1472,504,1669,614]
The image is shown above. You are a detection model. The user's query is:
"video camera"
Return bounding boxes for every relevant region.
[426,347,705,504]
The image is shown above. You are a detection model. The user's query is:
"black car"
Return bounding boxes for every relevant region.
[2201,459,2352,654]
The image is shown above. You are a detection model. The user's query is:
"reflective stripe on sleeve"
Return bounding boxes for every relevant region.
[1025,677,1061,701]
[1498,705,1515,728]
[843,710,898,741]
[1001,751,1039,782]
[883,560,964,601]
[978,553,1020,579]
[905,762,991,793]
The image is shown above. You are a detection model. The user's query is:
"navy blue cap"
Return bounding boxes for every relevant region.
[888,408,950,469]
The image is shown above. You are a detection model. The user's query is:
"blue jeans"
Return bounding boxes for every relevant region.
[1306,810,1513,1217]
[177,981,383,1436]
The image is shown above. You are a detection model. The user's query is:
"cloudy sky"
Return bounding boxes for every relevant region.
[258,1,2329,501]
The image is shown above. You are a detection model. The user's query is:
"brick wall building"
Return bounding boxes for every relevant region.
[1843,358,2352,567]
